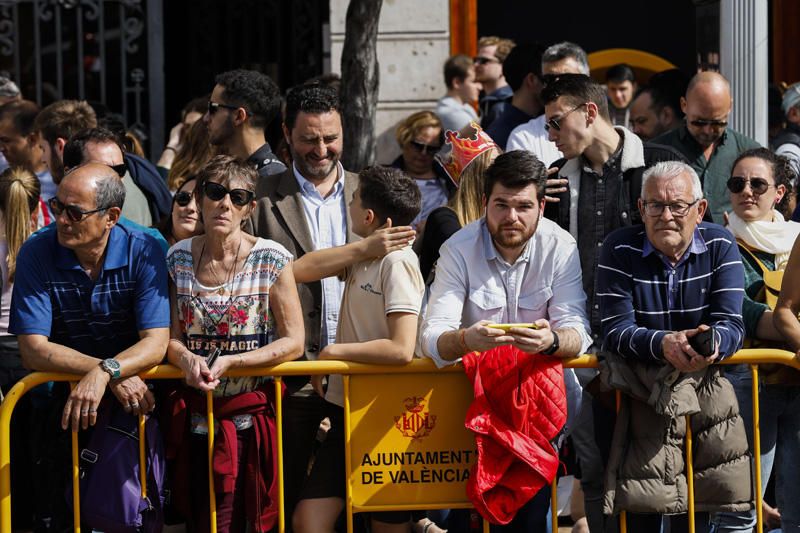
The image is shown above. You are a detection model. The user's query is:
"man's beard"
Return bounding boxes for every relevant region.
[489,222,535,251]
[290,146,339,181]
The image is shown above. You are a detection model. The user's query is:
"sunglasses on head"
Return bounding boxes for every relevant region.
[409,140,442,155]
[207,101,246,116]
[174,190,193,207]
[544,103,587,132]
[48,197,110,222]
[203,181,254,206]
[727,176,773,195]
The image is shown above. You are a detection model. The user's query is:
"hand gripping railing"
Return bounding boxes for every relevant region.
[0,349,796,533]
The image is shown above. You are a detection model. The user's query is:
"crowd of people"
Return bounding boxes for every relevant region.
[0,33,800,533]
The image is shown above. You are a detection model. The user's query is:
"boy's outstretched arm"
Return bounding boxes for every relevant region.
[319,312,418,364]
[293,223,415,283]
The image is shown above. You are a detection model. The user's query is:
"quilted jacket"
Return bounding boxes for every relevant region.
[599,352,753,515]
[463,345,567,525]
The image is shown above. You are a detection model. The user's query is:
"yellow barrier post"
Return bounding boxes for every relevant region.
[615,389,627,533]
[344,375,354,533]
[274,377,285,533]
[206,390,217,533]
[751,364,763,533]
[70,383,81,533]
[139,414,146,500]
[685,415,695,533]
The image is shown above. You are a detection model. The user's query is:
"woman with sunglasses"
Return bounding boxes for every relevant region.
[165,155,304,533]
[157,177,204,246]
[391,110,453,230]
[711,148,800,532]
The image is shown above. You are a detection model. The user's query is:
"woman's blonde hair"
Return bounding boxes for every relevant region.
[395,110,443,147]
[0,167,39,281]
[449,148,498,226]
[168,120,214,192]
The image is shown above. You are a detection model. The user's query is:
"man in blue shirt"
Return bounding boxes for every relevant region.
[10,162,169,428]
[596,160,749,529]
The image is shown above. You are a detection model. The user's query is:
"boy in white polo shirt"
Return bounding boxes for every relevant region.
[291,166,425,533]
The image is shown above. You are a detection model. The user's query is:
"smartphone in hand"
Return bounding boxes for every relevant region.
[689,327,716,357]
[488,323,540,331]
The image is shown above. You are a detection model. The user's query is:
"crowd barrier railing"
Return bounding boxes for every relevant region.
[0,349,797,533]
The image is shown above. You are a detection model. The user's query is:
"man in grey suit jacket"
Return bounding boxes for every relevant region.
[250,82,358,527]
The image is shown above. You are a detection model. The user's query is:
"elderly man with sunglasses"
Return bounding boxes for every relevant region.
[595,160,751,529]
[653,71,760,224]
[8,162,170,530]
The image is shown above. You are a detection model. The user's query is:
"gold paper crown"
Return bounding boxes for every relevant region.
[437,122,499,186]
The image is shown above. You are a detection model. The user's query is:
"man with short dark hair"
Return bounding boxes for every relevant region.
[32,99,97,185]
[436,54,481,133]
[475,36,515,129]
[629,86,683,141]
[653,71,760,223]
[204,69,286,180]
[10,162,169,530]
[486,43,545,148]
[506,41,589,166]
[421,150,591,532]
[0,100,56,200]
[605,63,637,128]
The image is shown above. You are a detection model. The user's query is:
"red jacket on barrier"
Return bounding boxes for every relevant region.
[165,384,282,533]
[463,346,567,525]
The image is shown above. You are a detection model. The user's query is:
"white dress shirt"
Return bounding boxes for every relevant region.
[293,162,347,348]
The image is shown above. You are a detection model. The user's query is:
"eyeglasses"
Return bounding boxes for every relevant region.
[174,190,193,207]
[48,197,110,222]
[409,140,442,155]
[643,200,700,218]
[689,118,728,129]
[473,56,499,66]
[727,176,773,195]
[110,163,127,178]
[207,101,244,116]
[203,181,255,206]
[544,103,587,132]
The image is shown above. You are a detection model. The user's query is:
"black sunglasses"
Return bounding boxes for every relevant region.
[48,197,110,222]
[409,140,442,155]
[110,163,127,178]
[207,101,245,116]
[689,118,728,129]
[174,190,193,207]
[544,103,586,132]
[203,181,254,206]
[727,176,773,195]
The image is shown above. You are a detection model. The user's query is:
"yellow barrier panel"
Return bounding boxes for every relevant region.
[686,415,695,533]
[751,364,763,533]
[0,350,797,533]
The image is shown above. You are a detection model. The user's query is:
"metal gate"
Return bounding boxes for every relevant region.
[0,0,164,156]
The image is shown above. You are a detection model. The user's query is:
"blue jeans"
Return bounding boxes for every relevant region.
[710,365,800,532]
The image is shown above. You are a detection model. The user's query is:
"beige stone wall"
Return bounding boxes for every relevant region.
[328,0,450,164]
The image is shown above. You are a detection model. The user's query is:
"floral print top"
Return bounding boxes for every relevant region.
[166,237,293,398]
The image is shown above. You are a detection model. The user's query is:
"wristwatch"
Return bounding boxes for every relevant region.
[542,331,560,356]
[100,358,121,379]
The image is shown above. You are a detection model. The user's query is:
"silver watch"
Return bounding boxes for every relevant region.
[100,358,121,379]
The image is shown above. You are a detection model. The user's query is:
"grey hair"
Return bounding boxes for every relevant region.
[541,42,590,75]
[0,76,20,98]
[95,172,126,211]
[641,161,703,201]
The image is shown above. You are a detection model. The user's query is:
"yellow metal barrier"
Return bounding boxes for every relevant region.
[0,349,796,533]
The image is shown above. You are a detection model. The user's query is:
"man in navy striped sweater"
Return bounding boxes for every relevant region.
[598,160,744,370]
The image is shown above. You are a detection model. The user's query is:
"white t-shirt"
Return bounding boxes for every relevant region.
[506,115,563,167]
